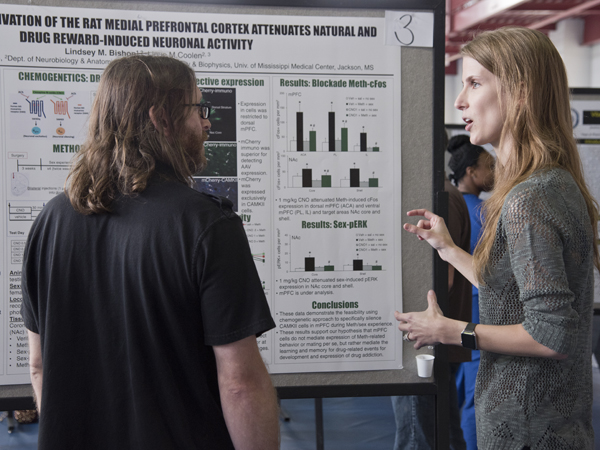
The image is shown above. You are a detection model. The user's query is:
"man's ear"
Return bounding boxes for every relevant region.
[149,106,171,137]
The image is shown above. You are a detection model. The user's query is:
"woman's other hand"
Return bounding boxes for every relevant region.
[395,290,451,349]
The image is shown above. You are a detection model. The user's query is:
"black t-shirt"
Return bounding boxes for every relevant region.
[21,174,275,450]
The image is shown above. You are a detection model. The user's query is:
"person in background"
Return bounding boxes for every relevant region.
[447,134,495,450]
[21,55,279,450]
[391,141,471,449]
[398,27,599,449]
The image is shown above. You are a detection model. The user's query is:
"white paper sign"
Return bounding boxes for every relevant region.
[385,11,434,48]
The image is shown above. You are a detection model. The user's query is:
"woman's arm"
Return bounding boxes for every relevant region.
[404,209,478,288]
[395,290,567,359]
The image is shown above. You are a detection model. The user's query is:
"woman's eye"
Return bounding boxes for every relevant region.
[471,81,480,88]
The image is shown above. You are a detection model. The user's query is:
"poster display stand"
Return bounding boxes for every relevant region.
[0,0,447,447]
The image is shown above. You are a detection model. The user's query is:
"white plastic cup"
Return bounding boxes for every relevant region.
[416,354,435,378]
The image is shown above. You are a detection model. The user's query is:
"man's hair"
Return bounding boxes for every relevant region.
[66,55,201,214]
[461,27,600,278]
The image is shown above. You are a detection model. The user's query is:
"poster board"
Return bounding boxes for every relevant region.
[0,0,446,425]
[570,88,600,310]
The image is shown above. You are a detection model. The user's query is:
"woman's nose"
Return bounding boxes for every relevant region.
[454,89,467,110]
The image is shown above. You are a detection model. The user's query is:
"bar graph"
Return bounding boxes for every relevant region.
[303,256,335,272]
[292,108,381,153]
[349,259,383,271]
[287,236,387,273]
[341,168,379,188]
[275,76,394,159]
[295,253,383,273]
[290,166,379,189]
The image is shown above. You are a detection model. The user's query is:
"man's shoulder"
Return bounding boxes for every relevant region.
[142,180,239,226]
[36,192,71,220]
[198,192,237,219]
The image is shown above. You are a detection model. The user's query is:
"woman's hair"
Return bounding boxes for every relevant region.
[447,134,487,185]
[66,55,202,214]
[462,27,600,279]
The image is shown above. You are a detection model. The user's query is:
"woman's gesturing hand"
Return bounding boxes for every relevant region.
[403,209,456,260]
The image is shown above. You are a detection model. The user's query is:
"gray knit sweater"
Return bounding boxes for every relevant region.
[477,168,595,449]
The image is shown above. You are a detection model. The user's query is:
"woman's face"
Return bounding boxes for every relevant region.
[472,151,495,192]
[455,57,508,164]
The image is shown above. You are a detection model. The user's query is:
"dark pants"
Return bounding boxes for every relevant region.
[391,363,466,450]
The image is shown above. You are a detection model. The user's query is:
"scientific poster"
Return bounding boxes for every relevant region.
[571,100,600,309]
[0,3,407,383]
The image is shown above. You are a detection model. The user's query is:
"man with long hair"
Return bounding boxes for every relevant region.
[21,55,279,450]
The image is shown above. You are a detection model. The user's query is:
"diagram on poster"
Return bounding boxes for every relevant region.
[9,89,92,140]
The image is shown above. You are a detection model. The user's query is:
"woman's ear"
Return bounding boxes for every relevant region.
[149,106,171,137]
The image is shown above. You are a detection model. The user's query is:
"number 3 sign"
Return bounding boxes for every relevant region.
[384,11,434,48]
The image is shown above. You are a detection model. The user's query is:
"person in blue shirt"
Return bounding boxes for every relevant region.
[447,134,494,450]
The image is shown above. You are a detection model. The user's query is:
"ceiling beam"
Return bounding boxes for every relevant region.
[583,15,600,44]
[445,59,458,75]
[449,0,530,36]
[527,0,600,30]
[446,53,464,64]
[512,1,587,11]
[446,0,600,66]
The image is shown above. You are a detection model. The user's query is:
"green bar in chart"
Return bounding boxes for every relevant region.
[309,130,317,152]
[341,128,348,152]
[321,175,332,187]
[372,146,379,152]
[372,265,382,271]
[324,265,335,271]
[369,178,379,187]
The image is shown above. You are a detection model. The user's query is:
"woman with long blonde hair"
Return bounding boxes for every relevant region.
[397,27,599,449]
